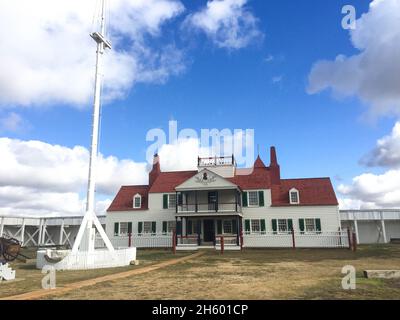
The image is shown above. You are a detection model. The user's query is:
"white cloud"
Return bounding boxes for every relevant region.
[338,121,400,209]
[307,0,400,118]
[360,122,400,168]
[0,0,185,107]
[184,0,263,49]
[338,169,400,209]
[0,112,27,133]
[0,137,148,216]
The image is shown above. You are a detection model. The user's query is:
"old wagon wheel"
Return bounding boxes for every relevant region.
[0,237,20,262]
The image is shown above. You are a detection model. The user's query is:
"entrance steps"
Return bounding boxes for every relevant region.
[0,263,16,281]
[176,245,241,251]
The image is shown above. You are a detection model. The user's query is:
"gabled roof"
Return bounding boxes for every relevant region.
[148,170,197,193]
[176,168,238,191]
[254,155,266,168]
[271,178,338,206]
[107,185,149,212]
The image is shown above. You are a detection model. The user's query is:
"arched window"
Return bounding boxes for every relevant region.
[289,188,300,204]
[133,193,142,208]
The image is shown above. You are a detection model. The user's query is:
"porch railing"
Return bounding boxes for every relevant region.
[177,202,242,213]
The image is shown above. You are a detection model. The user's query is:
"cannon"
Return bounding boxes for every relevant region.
[0,236,29,264]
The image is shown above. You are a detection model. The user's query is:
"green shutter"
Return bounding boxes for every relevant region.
[114,222,119,236]
[232,219,237,234]
[163,194,168,209]
[316,218,321,233]
[151,221,156,234]
[244,219,250,233]
[162,221,167,234]
[260,219,266,233]
[288,219,293,231]
[128,222,132,234]
[299,219,305,233]
[258,191,264,207]
[242,192,248,207]
[272,219,277,233]
[187,220,192,235]
[217,220,222,234]
[138,222,143,234]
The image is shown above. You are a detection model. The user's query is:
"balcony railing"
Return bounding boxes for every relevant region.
[198,155,235,167]
[177,202,241,213]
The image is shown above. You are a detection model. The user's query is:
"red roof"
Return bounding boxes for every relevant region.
[108,153,338,212]
[271,178,338,206]
[228,167,271,190]
[107,185,149,212]
[148,170,197,193]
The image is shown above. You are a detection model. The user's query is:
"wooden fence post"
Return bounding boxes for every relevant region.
[352,232,357,252]
[347,228,352,250]
[220,236,224,255]
[291,229,296,249]
[172,230,176,254]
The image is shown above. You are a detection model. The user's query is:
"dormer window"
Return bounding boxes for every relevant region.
[289,188,299,204]
[133,193,142,208]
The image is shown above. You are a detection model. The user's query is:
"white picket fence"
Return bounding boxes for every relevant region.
[100,231,350,249]
[243,231,349,248]
[96,233,173,249]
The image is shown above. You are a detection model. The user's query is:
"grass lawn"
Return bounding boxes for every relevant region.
[2,245,400,299]
[0,248,189,298]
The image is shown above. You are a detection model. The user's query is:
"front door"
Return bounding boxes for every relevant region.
[203,219,215,242]
[208,191,218,211]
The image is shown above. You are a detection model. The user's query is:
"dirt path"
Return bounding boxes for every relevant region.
[1,251,204,300]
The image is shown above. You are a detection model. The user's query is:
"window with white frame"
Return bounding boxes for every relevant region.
[248,191,259,206]
[305,218,316,232]
[278,219,288,233]
[143,221,152,233]
[251,219,261,233]
[223,220,232,234]
[167,221,176,233]
[168,194,176,209]
[133,194,142,208]
[289,188,299,204]
[119,222,129,235]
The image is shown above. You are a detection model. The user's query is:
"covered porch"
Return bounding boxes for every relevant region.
[174,215,243,250]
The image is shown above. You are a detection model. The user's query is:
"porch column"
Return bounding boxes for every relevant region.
[195,190,198,213]
[354,219,360,244]
[175,216,178,245]
[236,216,240,246]
[0,216,4,237]
[380,212,387,243]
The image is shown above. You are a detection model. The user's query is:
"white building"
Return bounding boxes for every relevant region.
[106,147,343,249]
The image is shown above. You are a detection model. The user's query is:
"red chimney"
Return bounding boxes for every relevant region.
[269,146,280,185]
[149,153,160,186]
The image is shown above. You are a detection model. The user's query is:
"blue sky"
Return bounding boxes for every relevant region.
[1,0,399,215]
